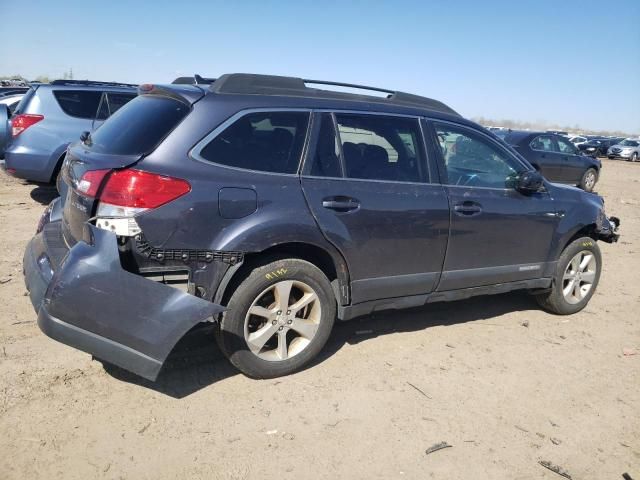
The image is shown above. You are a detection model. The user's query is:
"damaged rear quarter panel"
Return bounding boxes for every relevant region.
[44,225,224,365]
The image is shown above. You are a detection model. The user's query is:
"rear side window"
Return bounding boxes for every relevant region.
[335,113,425,183]
[95,92,136,120]
[53,90,103,118]
[530,135,557,152]
[89,95,189,155]
[198,111,310,174]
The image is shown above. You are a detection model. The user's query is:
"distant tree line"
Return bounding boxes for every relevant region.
[0,69,73,84]
[473,116,636,138]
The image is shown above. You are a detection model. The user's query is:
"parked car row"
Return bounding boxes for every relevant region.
[16,73,620,382]
[566,134,640,161]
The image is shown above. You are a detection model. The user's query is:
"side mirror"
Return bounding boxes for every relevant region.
[516,171,544,194]
[79,131,90,144]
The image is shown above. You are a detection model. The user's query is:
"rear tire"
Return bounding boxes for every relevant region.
[215,258,336,378]
[580,168,598,192]
[535,237,601,315]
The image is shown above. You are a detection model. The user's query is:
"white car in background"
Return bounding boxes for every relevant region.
[569,135,588,146]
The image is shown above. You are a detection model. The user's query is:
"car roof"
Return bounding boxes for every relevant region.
[502,130,542,143]
[153,73,470,126]
[213,74,458,114]
[206,73,460,117]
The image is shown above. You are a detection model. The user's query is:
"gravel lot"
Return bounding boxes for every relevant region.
[0,160,638,479]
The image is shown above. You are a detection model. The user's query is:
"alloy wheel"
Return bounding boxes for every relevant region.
[584,171,596,190]
[244,280,321,361]
[562,250,597,304]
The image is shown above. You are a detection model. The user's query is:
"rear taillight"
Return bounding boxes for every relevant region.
[76,169,110,197]
[77,168,191,237]
[11,114,44,137]
[99,169,191,209]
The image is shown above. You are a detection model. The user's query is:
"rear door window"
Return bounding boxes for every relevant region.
[530,135,557,152]
[89,95,189,155]
[198,111,310,174]
[53,90,103,118]
[334,113,426,182]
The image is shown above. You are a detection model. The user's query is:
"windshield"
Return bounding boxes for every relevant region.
[620,139,639,147]
[88,95,190,155]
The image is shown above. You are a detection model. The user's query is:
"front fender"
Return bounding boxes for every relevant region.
[548,185,620,258]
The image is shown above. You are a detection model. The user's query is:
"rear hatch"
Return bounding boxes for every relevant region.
[1,86,37,156]
[61,85,202,245]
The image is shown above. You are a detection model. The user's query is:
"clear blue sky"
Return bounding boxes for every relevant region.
[1,0,639,133]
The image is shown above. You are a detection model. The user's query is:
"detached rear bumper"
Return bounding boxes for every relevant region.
[24,220,224,381]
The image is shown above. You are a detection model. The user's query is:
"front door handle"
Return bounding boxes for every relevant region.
[322,196,360,212]
[453,201,482,216]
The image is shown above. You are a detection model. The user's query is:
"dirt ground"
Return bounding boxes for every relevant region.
[0,160,638,479]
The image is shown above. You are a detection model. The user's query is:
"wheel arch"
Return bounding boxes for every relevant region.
[48,145,69,183]
[213,241,350,307]
[553,223,598,260]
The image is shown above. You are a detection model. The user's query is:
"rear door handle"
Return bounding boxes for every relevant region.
[453,201,482,216]
[322,196,360,212]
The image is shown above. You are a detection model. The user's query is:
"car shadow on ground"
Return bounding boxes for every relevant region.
[29,183,58,205]
[102,291,540,398]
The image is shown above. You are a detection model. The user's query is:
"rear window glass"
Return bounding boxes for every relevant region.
[198,111,310,174]
[53,90,103,118]
[89,95,189,155]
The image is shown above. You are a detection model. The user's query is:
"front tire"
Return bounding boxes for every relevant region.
[535,237,601,315]
[580,168,598,192]
[215,258,336,378]
[631,152,639,162]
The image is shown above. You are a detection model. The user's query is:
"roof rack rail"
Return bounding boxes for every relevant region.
[171,75,216,85]
[303,79,394,95]
[209,73,459,116]
[50,79,138,88]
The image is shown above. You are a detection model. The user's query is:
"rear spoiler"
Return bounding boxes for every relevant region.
[171,75,216,86]
[137,83,206,105]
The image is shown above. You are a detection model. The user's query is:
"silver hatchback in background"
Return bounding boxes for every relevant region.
[608,138,640,162]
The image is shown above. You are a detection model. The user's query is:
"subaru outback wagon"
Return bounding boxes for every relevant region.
[24,74,619,381]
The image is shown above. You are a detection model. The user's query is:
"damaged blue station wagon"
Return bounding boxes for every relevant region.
[24,74,620,381]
